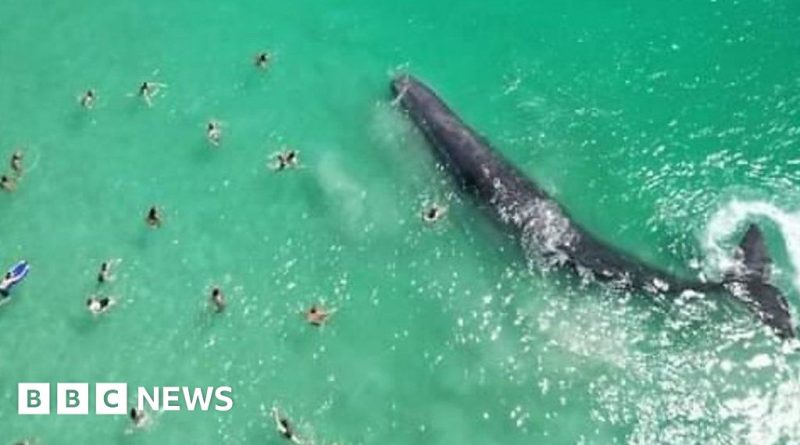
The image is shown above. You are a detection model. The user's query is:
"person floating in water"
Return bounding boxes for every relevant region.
[210,286,225,312]
[254,52,271,69]
[207,121,222,146]
[138,81,163,106]
[271,149,299,171]
[80,89,96,109]
[305,304,332,327]
[0,272,13,297]
[10,150,23,176]
[1,174,17,192]
[422,203,447,223]
[86,296,114,315]
[97,261,113,283]
[145,205,162,227]
[271,407,303,444]
[130,407,148,427]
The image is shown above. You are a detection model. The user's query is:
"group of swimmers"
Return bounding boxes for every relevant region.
[77,241,330,438]
[204,120,300,171]
[85,260,116,315]
[5,48,451,442]
[120,406,300,441]
[1,150,23,192]
[86,205,334,328]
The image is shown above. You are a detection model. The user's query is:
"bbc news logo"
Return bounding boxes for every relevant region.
[18,383,233,415]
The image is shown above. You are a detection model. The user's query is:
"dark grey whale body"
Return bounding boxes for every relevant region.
[391,74,795,339]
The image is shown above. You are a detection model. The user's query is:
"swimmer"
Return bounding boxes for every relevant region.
[145,205,162,227]
[271,407,303,444]
[86,296,114,315]
[1,174,16,192]
[97,261,113,283]
[130,407,148,427]
[272,149,299,171]
[210,286,225,312]
[80,89,96,109]
[254,52,271,69]
[138,81,160,106]
[207,121,222,146]
[422,203,447,223]
[0,272,13,297]
[305,304,332,327]
[10,150,23,176]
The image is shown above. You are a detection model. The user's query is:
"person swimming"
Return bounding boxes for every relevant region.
[145,206,162,227]
[271,408,303,444]
[10,150,23,176]
[138,81,161,106]
[211,286,225,312]
[0,272,13,297]
[305,304,332,327]
[207,121,222,146]
[272,149,299,171]
[97,261,112,283]
[1,174,16,192]
[254,52,271,69]
[422,203,446,223]
[130,407,148,427]
[80,89,96,109]
[86,296,114,315]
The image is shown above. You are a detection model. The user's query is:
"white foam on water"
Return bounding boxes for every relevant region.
[702,199,800,292]
[720,370,800,445]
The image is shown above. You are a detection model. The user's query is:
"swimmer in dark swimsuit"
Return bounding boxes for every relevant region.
[139,82,153,96]
[211,286,226,313]
[145,206,162,227]
[97,261,112,283]
[86,296,113,315]
[271,408,303,444]
[1,174,16,192]
[138,81,162,106]
[130,407,147,427]
[80,89,96,109]
[254,52,271,69]
[422,203,446,223]
[272,149,299,171]
[0,272,11,297]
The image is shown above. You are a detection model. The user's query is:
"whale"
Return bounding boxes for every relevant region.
[391,74,795,339]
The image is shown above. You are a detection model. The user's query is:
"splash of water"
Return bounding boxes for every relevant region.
[702,200,800,293]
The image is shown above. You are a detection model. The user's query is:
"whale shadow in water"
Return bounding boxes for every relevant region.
[391,74,795,339]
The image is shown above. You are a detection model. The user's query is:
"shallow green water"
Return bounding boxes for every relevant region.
[1,0,800,443]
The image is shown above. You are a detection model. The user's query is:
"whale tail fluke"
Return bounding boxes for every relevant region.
[727,224,795,339]
[738,224,772,280]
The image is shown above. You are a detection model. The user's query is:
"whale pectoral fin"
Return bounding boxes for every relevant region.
[729,224,795,339]
[737,224,772,281]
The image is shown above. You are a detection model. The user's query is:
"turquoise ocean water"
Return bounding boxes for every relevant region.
[1,0,800,443]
